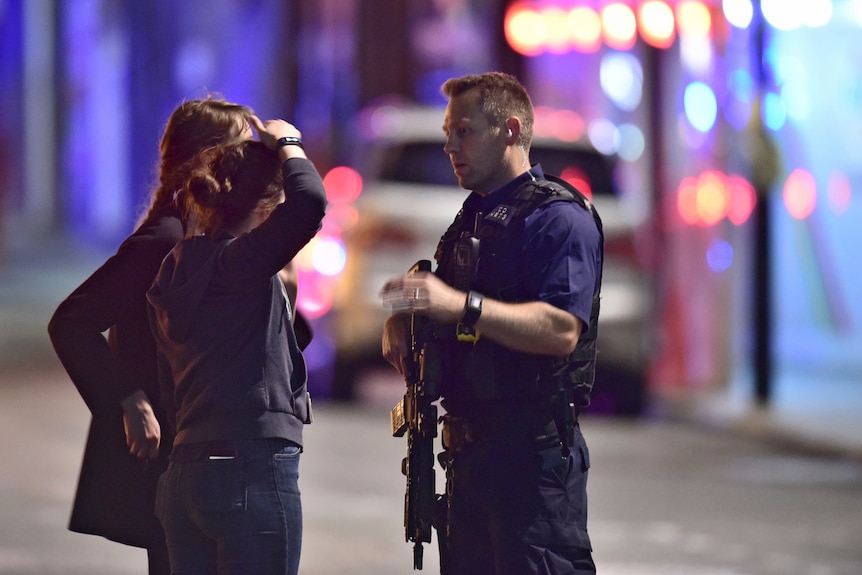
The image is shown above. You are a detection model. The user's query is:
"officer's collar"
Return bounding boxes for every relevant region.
[474,164,545,213]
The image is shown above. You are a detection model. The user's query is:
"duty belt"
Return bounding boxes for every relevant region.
[440,412,570,469]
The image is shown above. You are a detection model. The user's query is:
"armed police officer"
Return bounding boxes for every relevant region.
[382,72,603,575]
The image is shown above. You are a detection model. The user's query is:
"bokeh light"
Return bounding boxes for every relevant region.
[617,123,645,162]
[677,172,757,226]
[696,170,730,226]
[677,177,700,225]
[762,91,786,131]
[548,109,586,142]
[677,1,712,38]
[587,118,621,155]
[827,171,852,216]
[568,6,603,53]
[323,166,362,204]
[600,52,644,112]
[323,203,359,234]
[679,35,713,74]
[725,69,754,130]
[503,0,718,54]
[706,238,734,272]
[504,4,547,56]
[762,0,833,30]
[727,175,757,225]
[312,237,347,277]
[723,0,754,28]
[783,168,817,220]
[534,106,586,142]
[638,1,676,49]
[560,166,593,200]
[774,57,811,122]
[602,3,638,51]
[544,7,572,54]
[684,81,718,133]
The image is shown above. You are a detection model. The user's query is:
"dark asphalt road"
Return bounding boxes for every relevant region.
[2,363,862,575]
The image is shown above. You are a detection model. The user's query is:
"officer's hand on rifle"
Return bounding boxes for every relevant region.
[381,272,464,324]
[381,314,411,375]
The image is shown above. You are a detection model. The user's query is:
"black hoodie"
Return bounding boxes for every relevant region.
[147,157,327,448]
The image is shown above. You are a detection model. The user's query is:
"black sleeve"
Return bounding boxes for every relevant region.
[215,157,328,287]
[48,218,182,414]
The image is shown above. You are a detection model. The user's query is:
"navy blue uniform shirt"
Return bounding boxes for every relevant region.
[461,164,602,329]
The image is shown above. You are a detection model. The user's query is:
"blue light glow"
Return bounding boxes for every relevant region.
[706,238,734,272]
[600,52,643,112]
[762,0,833,30]
[762,92,786,131]
[587,119,621,155]
[617,123,645,162]
[725,69,754,130]
[684,81,718,133]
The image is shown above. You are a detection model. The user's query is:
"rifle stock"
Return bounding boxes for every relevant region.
[390,259,439,570]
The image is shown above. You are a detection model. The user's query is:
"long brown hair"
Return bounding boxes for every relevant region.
[183,140,284,236]
[139,96,253,226]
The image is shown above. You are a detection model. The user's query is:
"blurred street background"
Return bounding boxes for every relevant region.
[2,0,862,573]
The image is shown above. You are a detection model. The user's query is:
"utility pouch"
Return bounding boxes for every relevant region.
[441,415,474,452]
[534,420,566,470]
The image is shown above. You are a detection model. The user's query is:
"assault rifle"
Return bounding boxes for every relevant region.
[390,260,440,570]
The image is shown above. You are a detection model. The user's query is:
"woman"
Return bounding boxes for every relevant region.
[48,97,255,575]
[147,118,327,575]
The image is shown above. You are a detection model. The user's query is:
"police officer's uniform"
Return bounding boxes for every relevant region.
[432,165,603,575]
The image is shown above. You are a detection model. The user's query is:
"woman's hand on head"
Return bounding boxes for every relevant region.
[250,115,302,150]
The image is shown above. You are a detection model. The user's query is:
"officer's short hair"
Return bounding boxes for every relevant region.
[441,72,534,147]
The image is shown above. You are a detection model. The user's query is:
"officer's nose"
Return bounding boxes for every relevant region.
[443,135,456,154]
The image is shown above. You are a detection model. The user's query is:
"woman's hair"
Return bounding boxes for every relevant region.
[139,96,253,225]
[183,140,284,236]
[440,72,534,147]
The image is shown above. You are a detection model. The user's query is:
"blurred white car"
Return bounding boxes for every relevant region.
[329,104,652,415]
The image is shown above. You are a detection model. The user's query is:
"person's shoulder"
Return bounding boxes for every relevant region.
[112,212,183,266]
[141,207,184,236]
[130,211,183,244]
[533,176,598,219]
[527,187,601,242]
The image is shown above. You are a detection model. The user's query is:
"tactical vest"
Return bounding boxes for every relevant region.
[433,175,604,414]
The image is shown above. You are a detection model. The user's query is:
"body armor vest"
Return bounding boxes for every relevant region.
[434,175,604,415]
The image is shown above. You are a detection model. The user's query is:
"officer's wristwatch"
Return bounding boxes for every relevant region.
[461,291,483,328]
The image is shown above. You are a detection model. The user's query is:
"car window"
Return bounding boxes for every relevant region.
[531,146,618,198]
[376,140,617,198]
[379,142,458,186]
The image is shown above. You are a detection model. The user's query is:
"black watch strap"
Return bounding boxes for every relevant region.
[461,291,483,328]
[277,136,303,149]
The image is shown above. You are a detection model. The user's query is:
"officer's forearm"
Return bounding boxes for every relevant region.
[475,299,581,356]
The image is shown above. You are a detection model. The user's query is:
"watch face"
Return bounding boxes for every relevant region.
[468,293,482,309]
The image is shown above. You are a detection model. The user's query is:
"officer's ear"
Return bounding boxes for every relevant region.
[504,119,520,145]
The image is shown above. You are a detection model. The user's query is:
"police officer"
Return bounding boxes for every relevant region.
[382,72,603,575]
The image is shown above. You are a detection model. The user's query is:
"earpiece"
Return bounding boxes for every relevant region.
[507,129,513,138]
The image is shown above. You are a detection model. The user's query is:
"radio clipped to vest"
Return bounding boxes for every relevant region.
[434,174,604,415]
[453,232,480,343]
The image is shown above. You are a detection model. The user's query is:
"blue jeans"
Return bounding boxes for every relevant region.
[155,439,302,575]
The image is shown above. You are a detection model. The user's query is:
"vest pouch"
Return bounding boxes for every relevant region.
[464,339,497,401]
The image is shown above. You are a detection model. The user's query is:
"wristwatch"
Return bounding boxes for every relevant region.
[461,291,483,328]
[277,136,303,149]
